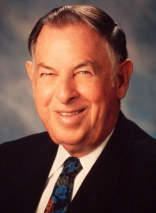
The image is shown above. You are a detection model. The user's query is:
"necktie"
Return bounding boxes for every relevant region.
[44,157,82,213]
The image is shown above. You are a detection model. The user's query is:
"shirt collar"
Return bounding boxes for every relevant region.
[48,145,70,177]
[79,130,113,174]
[48,129,113,178]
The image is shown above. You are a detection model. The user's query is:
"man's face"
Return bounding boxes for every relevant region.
[27,23,131,157]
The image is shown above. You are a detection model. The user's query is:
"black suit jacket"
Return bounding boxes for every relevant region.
[0,112,156,213]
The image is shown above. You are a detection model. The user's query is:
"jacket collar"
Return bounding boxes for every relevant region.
[67,111,133,212]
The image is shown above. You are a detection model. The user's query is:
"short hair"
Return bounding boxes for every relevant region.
[28,5,128,63]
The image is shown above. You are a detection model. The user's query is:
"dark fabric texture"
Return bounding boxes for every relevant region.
[0,112,156,213]
[44,157,82,213]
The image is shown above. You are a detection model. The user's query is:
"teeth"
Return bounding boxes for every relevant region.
[60,111,79,116]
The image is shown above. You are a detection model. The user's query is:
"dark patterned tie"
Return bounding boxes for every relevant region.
[44,157,82,213]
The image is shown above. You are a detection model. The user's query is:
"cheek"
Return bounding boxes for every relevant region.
[34,84,54,108]
[83,79,117,114]
[80,81,106,119]
[80,80,105,103]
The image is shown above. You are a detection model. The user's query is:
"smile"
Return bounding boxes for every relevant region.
[59,109,84,116]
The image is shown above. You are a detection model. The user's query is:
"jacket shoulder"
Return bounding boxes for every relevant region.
[0,132,58,177]
[117,112,155,142]
[0,132,53,155]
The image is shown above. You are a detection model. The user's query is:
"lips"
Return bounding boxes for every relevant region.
[54,108,87,126]
[59,109,84,116]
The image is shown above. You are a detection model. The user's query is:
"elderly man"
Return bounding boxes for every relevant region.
[0,5,156,213]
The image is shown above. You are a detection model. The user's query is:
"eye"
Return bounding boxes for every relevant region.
[79,71,90,74]
[40,73,53,77]
[74,70,93,80]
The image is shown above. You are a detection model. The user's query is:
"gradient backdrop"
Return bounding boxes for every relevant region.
[0,0,156,144]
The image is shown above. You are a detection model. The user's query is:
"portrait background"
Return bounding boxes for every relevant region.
[0,0,156,143]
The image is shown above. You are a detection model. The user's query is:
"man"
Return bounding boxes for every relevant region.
[0,5,156,213]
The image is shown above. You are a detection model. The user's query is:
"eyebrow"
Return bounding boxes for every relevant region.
[73,60,100,70]
[36,60,100,72]
[37,63,56,71]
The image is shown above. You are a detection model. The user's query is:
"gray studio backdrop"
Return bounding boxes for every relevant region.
[0,0,156,143]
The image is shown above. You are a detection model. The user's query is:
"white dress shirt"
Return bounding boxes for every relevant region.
[36,131,113,213]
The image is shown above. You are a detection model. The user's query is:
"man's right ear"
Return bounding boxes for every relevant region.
[26,61,35,92]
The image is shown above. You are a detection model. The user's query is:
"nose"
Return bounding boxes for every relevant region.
[54,77,78,104]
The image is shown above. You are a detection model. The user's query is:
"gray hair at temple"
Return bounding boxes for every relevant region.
[28,5,128,64]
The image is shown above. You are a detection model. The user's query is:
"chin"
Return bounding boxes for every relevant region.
[52,135,82,146]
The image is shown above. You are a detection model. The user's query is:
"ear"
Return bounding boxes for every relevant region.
[116,59,133,99]
[26,61,35,93]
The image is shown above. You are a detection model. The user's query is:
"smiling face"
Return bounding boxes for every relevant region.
[26,23,132,157]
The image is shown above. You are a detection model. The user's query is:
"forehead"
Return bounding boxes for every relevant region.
[35,22,108,52]
[33,23,114,70]
[39,21,101,38]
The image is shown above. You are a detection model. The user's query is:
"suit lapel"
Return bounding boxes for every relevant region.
[21,133,59,212]
[67,112,133,212]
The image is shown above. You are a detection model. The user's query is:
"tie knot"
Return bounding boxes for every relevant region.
[62,157,82,175]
